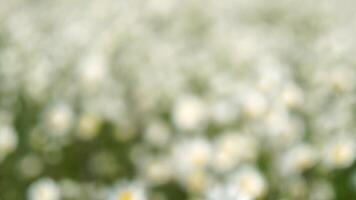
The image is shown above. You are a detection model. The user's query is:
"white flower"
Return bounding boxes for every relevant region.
[280,83,304,108]
[143,120,171,147]
[315,67,355,93]
[28,178,61,200]
[143,157,172,185]
[323,136,355,169]
[280,143,317,175]
[46,103,74,136]
[228,166,267,199]
[263,108,304,145]
[79,55,107,89]
[209,100,239,125]
[108,181,146,200]
[241,90,268,119]
[182,170,212,193]
[77,114,102,140]
[0,125,18,160]
[212,132,258,173]
[24,63,52,100]
[207,184,251,200]
[172,137,212,173]
[172,95,206,130]
[329,68,354,92]
[257,65,284,94]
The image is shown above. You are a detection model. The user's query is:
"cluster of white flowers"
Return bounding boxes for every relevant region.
[1,0,356,199]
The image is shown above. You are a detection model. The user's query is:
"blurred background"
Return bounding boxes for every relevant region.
[1,0,356,199]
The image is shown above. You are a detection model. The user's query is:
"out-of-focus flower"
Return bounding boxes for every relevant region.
[0,125,18,161]
[207,184,251,200]
[77,113,102,140]
[323,136,355,169]
[241,90,268,119]
[18,154,44,179]
[263,108,304,146]
[209,99,239,125]
[143,120,171,147]
[78,55,108,90]
[182,170,213,193]
[212,132,258,173]
[227,166,267,199]
[142,157,172,185]
[172,137,212,173]
[108,181,146,200]
[256,63,284,94]
[172,95,207,130]
[280,83,304,108]
[45,103,74,136]
[280,143,317,175]
[27,178,61,200]
[329,68,354,92]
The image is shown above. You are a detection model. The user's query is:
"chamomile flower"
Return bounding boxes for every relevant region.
[108,181,146,200]
[212,132,258,173]
[241,90,268,119]
[280,143,317,175]
[207,184,251,200]
[27,178,61,200]
[77,113,102,140]
[323,136,356,169]
[172,95,207,130]
[45,103,74,136]
[79,55,107,90]
[172,137,212,173]
[228,166,267,199]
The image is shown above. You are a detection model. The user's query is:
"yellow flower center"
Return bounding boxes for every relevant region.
[119,191,133,200]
